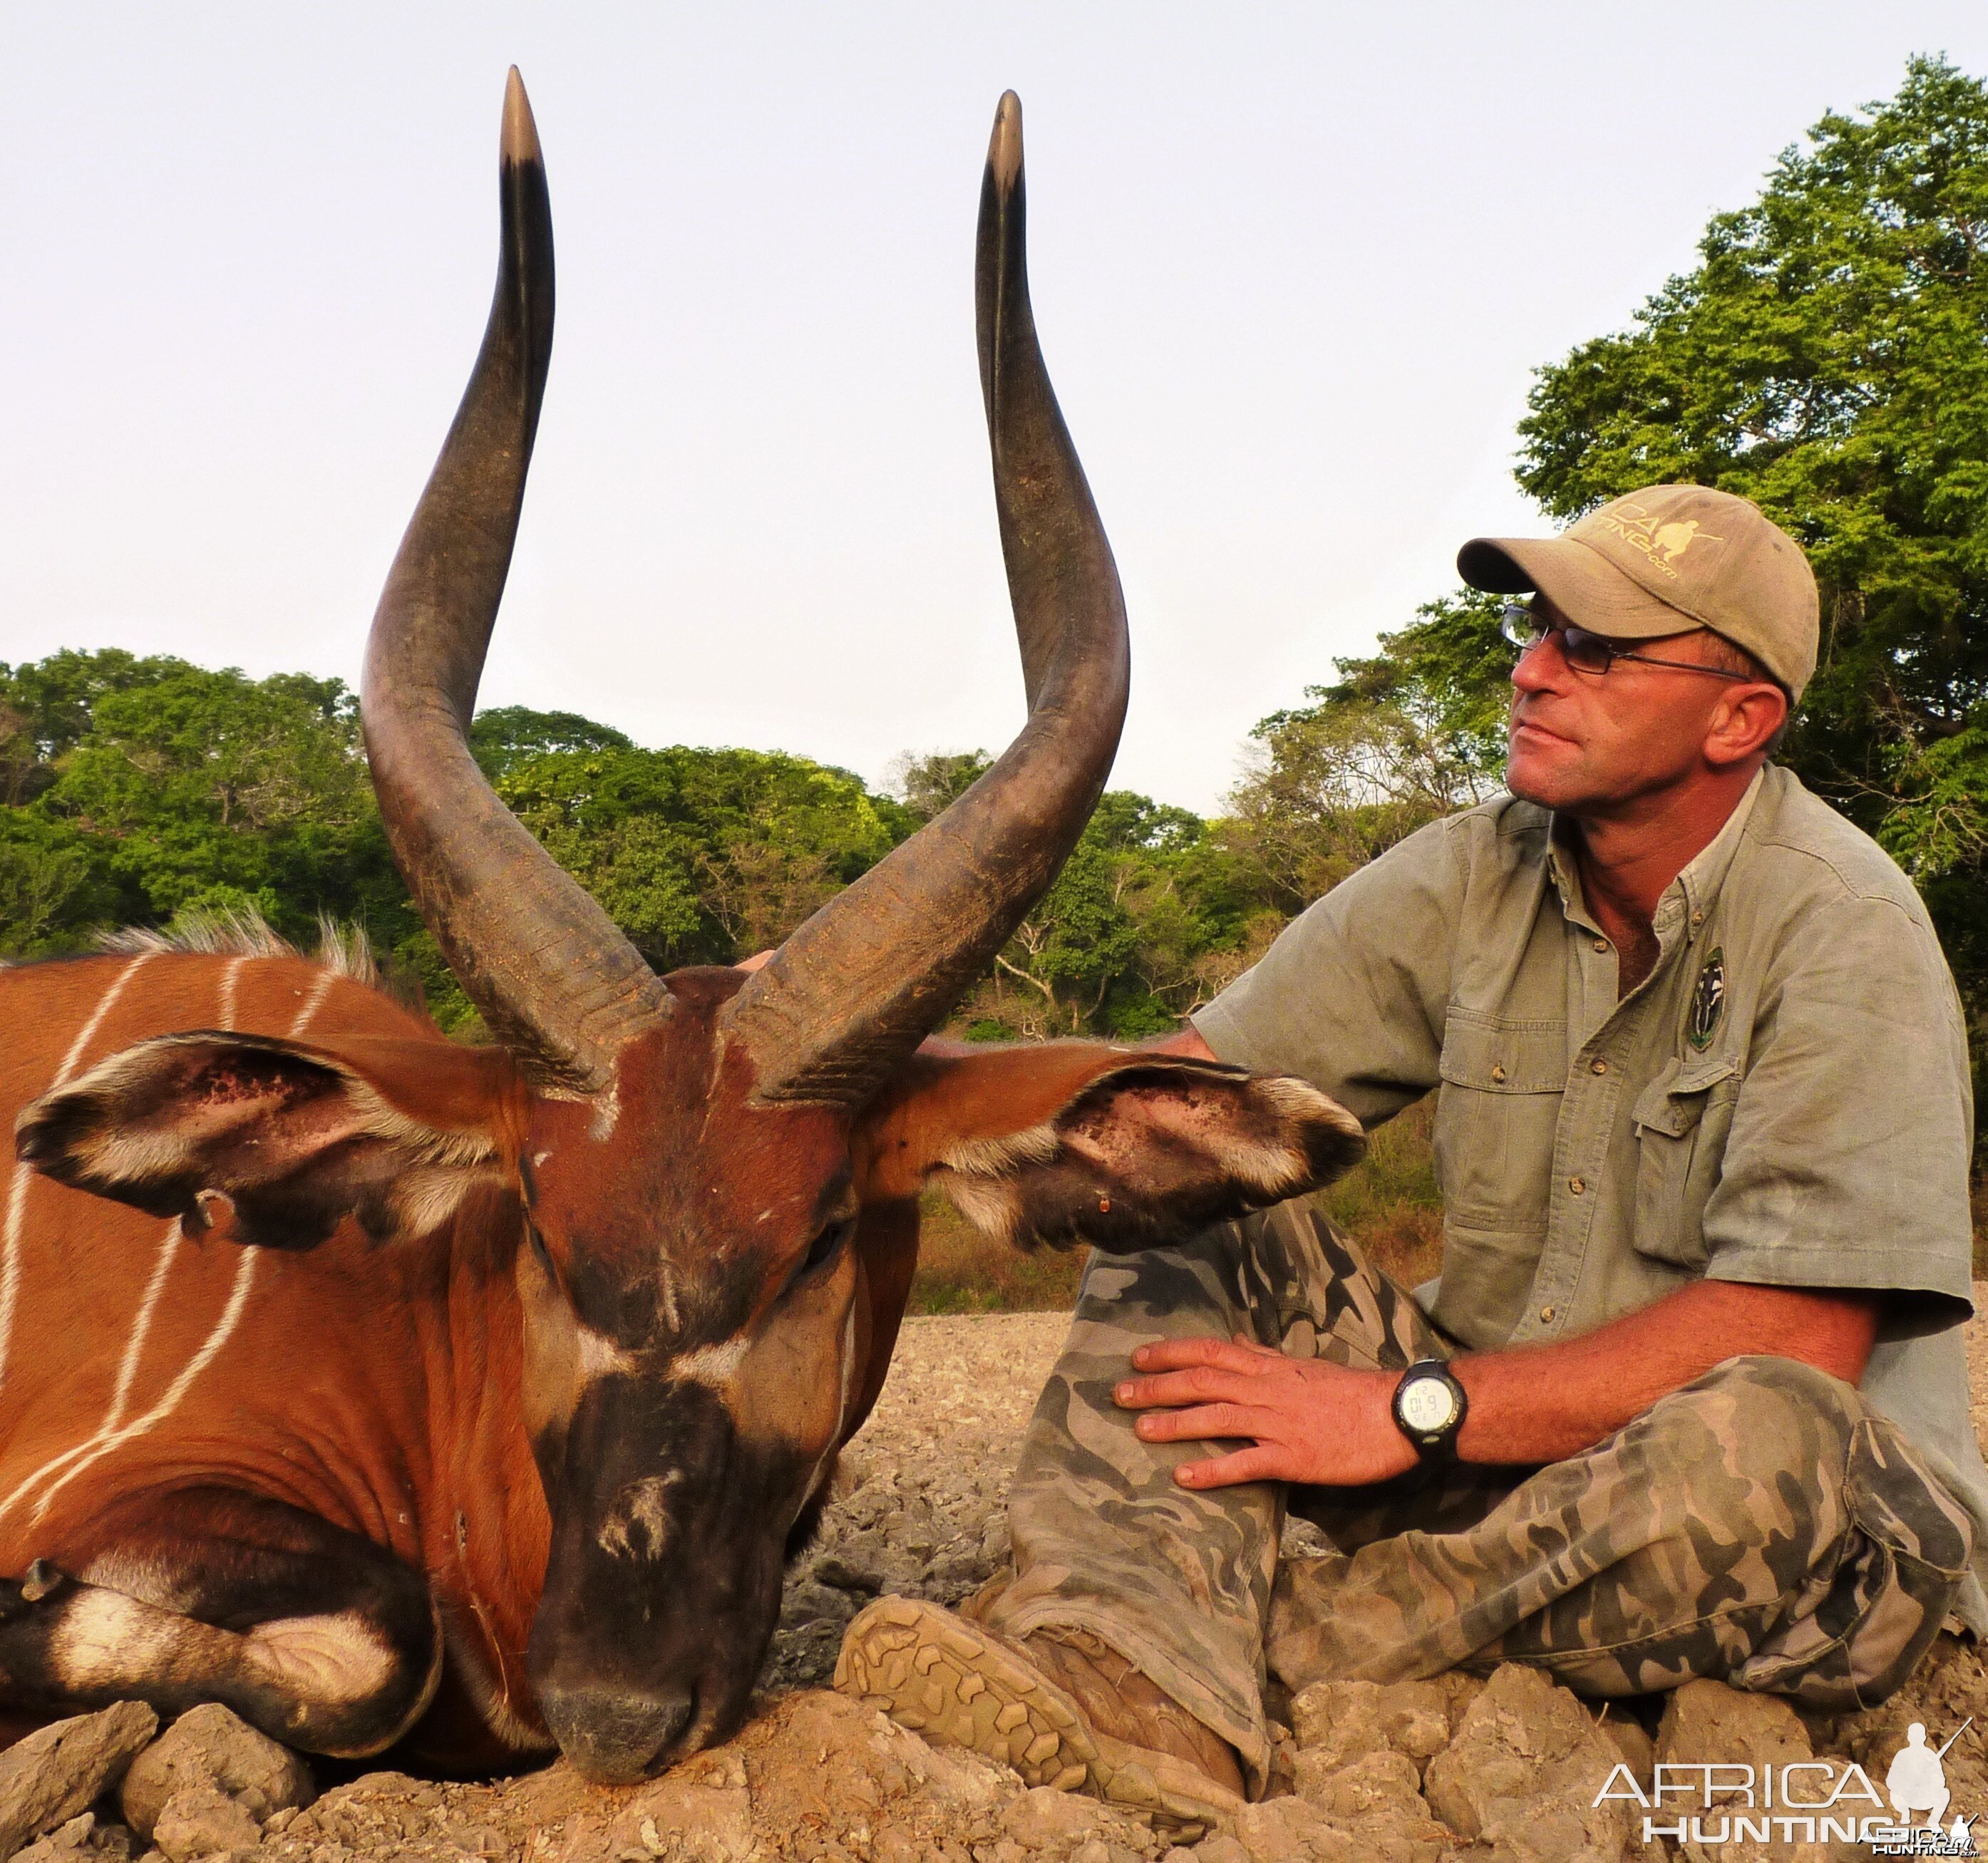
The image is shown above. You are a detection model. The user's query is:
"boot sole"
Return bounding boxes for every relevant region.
[835,1594,1246,1834]
[835,1594,1095,1792]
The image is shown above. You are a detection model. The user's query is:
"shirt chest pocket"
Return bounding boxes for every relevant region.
[1630,1056,1739,1269]
[1434,1013,1567,1230]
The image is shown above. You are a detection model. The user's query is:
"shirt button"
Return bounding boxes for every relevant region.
[1569,1176,1587,1195]
[1590,1059,1608,1075]
[1592,938,1609,953]
[1540,1306,1556,1323]
[1490,1065,1508,1084]
[1691,909,1704,927]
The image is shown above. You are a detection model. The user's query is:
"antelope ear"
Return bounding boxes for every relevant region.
[15,1031,517,1249]
[877,1050,1364,1253]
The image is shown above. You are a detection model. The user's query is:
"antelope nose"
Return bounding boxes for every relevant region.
[539,1682,694,1783]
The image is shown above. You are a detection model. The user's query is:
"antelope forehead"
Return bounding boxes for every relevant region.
[575,1326,635,1385]
[670,1337,748,1387]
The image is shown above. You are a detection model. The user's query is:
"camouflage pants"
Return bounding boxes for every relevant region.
[982,1203,1972,1795]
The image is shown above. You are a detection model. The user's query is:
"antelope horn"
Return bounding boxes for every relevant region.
[362,69,671,1093]
[721,92,1129,1104]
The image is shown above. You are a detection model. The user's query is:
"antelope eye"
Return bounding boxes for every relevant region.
[788,1217,853,1293]
[525,1219,555,1274]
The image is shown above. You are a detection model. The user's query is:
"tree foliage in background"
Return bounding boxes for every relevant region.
[495,745,904,971]
[0,660,912,1030]
[888,754,1275,1041]
[0,652,411,960]
[1224,589,1510,914]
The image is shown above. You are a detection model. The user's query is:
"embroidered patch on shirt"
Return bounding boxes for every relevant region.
[1688,946,1726,1051]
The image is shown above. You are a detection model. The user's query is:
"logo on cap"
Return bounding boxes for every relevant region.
[1585,500,1724,582]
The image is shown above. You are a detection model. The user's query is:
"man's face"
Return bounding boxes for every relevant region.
[1505,593,1760,816]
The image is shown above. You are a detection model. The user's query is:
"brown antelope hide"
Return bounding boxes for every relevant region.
[1,73,1364,1782]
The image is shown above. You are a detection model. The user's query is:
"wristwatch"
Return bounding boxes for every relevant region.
[1391,1359,1468,1462]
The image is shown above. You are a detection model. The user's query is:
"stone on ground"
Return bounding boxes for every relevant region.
[150,1785,261,1862]
[1654,1680,1830,1863]
[10,1814,130,1863]
[0,1702,157,1863]
[119,1703,313,1842]
[1288,1679,1451,1776]
[1420,1663,1629,1862]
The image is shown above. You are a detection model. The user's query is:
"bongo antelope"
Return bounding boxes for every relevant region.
[1,76,1363,1781]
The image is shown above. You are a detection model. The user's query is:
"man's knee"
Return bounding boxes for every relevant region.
[1680,1348,1860,1417]
[1649,1351,1967,1562]
[1629,1354,1970,1705]
[1644,1352,1861,1514]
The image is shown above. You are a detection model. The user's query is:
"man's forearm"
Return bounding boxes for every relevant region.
[1449,1279,1880,1465]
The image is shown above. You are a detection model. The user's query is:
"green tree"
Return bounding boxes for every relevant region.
[954,790,1269,1041]
[887,749,994,826]
[497,744,901,969]
[468,706,635,779]
[1221,590,1509,915]
[0,655,413,956]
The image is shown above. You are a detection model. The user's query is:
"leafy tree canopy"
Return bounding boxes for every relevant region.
[1229,590,1510,913]
[0,658,939,1021]
[0,654,402,958]
[497,744,902,969]
[469,706,635,779]
[885,750,992,825]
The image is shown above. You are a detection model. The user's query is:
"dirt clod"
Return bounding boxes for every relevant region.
[122,1705,313,1842]
[1421,1664,1629,1862]
[11,1815,133,1863]
[0,1703,158,1863]
[152,1786,262,1863]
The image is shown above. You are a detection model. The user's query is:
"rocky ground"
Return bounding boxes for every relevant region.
[9,1305,1988,1863]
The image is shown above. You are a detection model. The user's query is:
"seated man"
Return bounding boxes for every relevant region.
[836,483,1987,1826]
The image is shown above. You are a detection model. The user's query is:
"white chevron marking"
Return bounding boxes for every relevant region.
[0,954,154,1397]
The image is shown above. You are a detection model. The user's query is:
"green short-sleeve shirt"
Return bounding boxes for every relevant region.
[1193,765,1988,1628]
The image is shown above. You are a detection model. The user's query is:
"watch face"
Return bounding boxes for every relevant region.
[1398,1374,1458,1435]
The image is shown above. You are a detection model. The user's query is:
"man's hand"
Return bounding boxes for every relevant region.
[1113,1335,1418,1490]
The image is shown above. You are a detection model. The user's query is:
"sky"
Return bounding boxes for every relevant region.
[5,5,1987,814]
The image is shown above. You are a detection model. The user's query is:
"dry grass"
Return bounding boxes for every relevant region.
[907,1192,1091,1314]
[1314,1096,1445,1294]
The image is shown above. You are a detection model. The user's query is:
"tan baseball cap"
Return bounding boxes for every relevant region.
[1458,484,1818,699]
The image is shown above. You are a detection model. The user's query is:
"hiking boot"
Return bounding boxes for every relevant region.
[835,1594,1248,1833]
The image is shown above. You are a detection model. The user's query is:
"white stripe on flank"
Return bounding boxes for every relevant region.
[288,967,336,1038]
[0,1219,185,1525]
[101,1217,183,1427]
[218,955,244,1032]
[53,956,153,1085]
[21,1245,259,1529]
[0,954,153,1397]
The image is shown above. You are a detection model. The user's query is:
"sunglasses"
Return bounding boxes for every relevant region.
[1499,603,1751,681]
